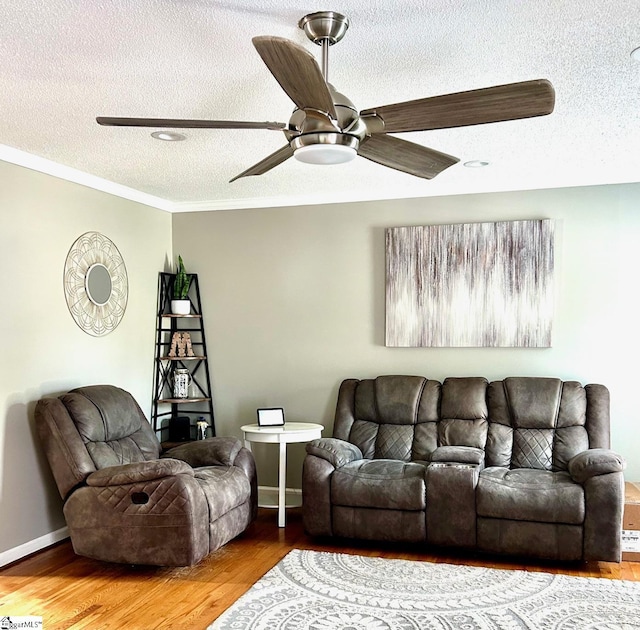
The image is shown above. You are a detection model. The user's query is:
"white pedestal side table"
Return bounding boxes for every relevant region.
[241,422,323,527]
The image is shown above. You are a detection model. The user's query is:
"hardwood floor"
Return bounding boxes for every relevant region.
[2,509,639,630]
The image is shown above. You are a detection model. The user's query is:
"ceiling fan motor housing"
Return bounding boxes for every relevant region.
[286,85,368,155]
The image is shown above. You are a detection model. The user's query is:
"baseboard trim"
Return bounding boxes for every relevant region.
[258,485,302,495]
[0,527,70,568]
[257,485,302,509]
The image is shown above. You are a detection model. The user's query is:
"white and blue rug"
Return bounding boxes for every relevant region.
[209,549,640,629]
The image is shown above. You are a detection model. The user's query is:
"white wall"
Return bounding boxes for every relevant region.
[0,161,171,558]
[173,182,640,487]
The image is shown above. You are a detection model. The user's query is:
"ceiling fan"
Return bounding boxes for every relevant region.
[97,11,555,183]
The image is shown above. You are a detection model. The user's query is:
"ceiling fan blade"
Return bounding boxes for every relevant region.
[358,134,458,180]
[361,79,555,133]
[96,117,286,130]
[229,144,294,182]
[252,36,337,119]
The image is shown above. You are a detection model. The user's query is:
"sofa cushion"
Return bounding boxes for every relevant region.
[375,424,414,460]
[374,375,426,424]
[486,378,593,472]
[477,467,585,525]
[437,378,489,451]
[511,428,554,470]
[347,377,441,461]
[332,459,426,511]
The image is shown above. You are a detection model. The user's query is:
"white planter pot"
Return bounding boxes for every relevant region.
[171,299,191,315]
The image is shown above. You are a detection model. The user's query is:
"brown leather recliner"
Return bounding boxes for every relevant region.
[302,376,626,562]
[35,385,257,566]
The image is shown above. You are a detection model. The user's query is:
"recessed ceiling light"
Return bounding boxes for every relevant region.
[631,46,640,62]
[151,131,186,141]
[463,160,489,168]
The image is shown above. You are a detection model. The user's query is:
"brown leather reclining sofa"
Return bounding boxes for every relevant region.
[303,376,625,562]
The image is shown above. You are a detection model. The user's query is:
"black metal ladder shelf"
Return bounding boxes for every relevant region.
[151,272,215,440]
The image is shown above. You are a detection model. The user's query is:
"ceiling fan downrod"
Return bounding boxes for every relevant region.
[298,11,350,83]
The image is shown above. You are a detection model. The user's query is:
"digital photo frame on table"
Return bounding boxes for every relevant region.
[256,407,285,427]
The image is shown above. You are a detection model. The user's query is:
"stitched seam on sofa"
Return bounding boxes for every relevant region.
[410,379,428,458]
[329,459,334,536]
[415,378,427,425]
[555,382,563,430]
[514,429,553,470]
[375,426,413,460]
[373,379,381,424]
[97,478,191,514]
[551,382,563,470]
[550,382,561,467]
[480,516,582,528]
[82,393,110,443]
[502,380,514,428]
[502,382,517,469]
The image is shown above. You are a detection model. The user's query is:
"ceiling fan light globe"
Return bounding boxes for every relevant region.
[294,144,357,165]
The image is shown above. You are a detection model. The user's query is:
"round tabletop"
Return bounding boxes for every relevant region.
[240,422,323,444]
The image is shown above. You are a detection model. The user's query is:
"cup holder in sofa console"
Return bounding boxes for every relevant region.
[429,462,476,469]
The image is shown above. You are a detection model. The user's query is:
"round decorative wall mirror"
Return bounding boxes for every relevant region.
[63,232,128,336]
[85,263,112,306]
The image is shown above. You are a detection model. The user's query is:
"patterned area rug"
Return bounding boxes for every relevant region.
[209,549,640,630]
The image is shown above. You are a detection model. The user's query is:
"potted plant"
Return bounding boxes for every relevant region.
[171,255,192,315]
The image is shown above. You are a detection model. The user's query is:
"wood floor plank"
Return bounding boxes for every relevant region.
[1,508,639,630]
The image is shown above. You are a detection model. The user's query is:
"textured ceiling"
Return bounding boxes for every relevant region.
[1,1,640,211]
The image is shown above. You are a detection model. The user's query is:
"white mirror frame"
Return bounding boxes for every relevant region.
[63,232,128,336]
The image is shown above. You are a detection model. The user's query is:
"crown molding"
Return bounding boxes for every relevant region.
[0,144,173,212]
[5,144,622,216]
[167,187,448,213]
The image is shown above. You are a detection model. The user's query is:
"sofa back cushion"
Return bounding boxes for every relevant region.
[35,385,161,500]
[63,385,160,468]
[439,377,489,451]
[486,377,607,471]
[333,376,610,469]
[334,376,488,461]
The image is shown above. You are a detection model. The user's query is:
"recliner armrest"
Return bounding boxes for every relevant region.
[568,448,626,483]
[430,446,484,466]
[306,438,363,468]
[86,458,193,487]
[162,436,243,467]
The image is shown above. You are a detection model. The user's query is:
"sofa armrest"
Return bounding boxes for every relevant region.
[86,458,193,487]
[568,448,626,483]
[162,436,243,467]
[306,438,363,468]
[430,446,484,466]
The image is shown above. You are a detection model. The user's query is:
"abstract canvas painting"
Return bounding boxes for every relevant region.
[385,219,554,347]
